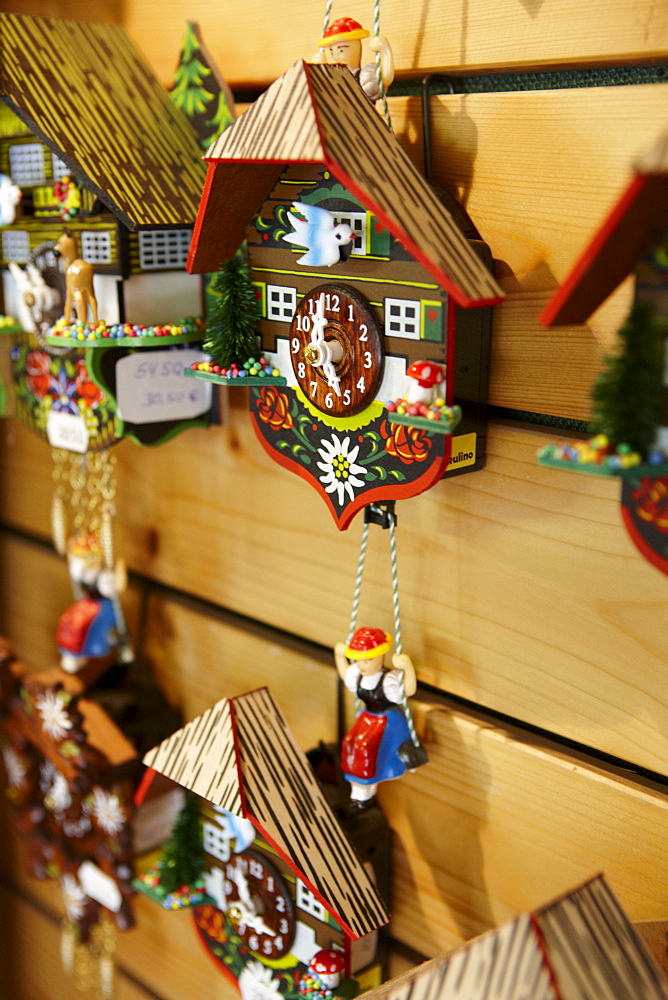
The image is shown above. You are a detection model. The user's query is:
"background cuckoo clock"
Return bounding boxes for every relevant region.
[136,687,390,1000]
[0,12,216,448]
[539,129,668,574]
[186,59,504,529]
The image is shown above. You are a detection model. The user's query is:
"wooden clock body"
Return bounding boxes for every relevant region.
[245,164,492,528]
[193,803,382,998]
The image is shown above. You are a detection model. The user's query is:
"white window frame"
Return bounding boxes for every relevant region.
[296,879,327,920]
[81,231,112,265]
[202,820,232,863]
[2,230,30,263]
[384,297,420,339]
[9,142,45,186]
[332,211,367,256]
[51,152,70,179]
[138,229,192,270]
[267,284,297,322]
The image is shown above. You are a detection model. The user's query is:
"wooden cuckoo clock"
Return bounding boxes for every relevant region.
[539,129,668,574]
[185,59,504,529]
[136,687,390,1000]
[0,12,213,448]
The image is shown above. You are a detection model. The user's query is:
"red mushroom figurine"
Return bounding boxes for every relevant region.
[308,949,346,989]
[405,360,446,405]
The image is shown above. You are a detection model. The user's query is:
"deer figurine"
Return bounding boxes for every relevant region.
[53,228,99,324]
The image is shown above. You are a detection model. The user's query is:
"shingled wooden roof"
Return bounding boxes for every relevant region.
[0,13,206,230]
[358,876,668,1000]
[142,687,389,939]
[542,128,668,326]
[187,60,504,309]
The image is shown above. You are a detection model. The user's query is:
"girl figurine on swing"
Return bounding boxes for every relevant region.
[335,626,427,807]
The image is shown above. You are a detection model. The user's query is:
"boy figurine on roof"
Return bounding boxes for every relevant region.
[314,17,394,102]
[335,627,424,806]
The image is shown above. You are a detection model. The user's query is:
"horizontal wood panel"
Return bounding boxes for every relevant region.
[0,882,156,1000]
[1,415,665,775]
[24,0,667,86]
[382,703,668,955]
[429,84,668,418]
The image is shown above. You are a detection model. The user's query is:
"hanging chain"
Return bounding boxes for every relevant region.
[51,448,70,555]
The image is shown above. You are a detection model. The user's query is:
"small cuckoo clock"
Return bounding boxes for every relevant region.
[185,59,503,528]
[136,687,390,1000]
[0,12,213,447]
[539,129,668,573]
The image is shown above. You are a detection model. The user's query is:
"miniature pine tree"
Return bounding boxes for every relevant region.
[203,255,260,369]
[203,91,235,148]
[590,301,664,457]
[170,22,215,119]
[157,794,205,894]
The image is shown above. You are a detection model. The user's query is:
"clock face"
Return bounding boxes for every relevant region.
[290,283,384,416]
[223,849,296,959]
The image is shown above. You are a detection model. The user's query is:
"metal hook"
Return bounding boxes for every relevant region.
[364,502,397,529]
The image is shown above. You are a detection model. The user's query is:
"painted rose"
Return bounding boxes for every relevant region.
[25,349,51,398]
[632,477,668,533]
[256,386,293,431]
[75,359,104,408]
[381,420,431,465]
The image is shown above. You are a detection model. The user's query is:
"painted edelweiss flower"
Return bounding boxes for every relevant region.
[35,689,72,741]
[238,961,283,1000]
[2,746,27,787]
[92,786,126,835]
[317,434,366,506]
[46,771,73,812]
[61,873,87,922]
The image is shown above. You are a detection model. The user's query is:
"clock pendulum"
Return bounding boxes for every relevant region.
[336,504,427,807]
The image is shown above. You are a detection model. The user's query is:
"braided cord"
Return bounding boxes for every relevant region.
[321,0,334,37]
[373,0,392,129]
[347,518,369,642]
[388,512,419,746]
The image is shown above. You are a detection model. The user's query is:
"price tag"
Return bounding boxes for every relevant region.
[116,349,212,424]
[46,409,90,453]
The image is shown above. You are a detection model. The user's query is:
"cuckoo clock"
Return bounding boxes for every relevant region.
[539,129,668,573]
[356,875,668,1000]
[0,13,213,447]
[185,60,503,528]
[136,687,390,1000]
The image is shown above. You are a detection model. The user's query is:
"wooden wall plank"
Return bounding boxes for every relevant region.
[0,883,158,1000]
[7,1,666,88]
[428,84,668,418]
[140,591,338,745]
[119,1,668,87]
[382,703,668,955]
[1,417,665,775]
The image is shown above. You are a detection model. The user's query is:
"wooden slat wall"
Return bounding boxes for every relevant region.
[1,3,667,1000]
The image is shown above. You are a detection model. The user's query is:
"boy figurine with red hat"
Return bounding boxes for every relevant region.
[314,17,394,103]
[335,626,421,806]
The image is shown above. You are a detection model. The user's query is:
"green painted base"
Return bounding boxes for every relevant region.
[389,405,462,436]
[0,319,22,335]
[184,368,287,387]
[46,332,202,349]
[132,876,213,911]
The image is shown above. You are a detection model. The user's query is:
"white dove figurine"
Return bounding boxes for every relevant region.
[283,202,353,267]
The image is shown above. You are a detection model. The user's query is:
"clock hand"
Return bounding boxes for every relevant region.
[232,866,254,911]
[303,294,342,394]
[244,912,277,937]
